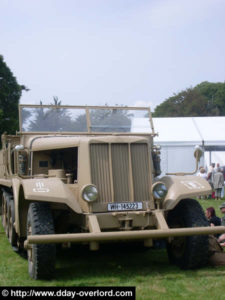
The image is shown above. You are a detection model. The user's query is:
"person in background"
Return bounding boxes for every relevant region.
[217,202,225,247]
[198,167,207,180]
[208,235,225,266]
[219,202,225,226]
[205,207,221,226]
[215,163,220,172]
[207,201,225,266]
[213,168,224,200]
[207,163,215,198]
[197,166,203,176]
[197,167,208,199]
[221,166,225,198]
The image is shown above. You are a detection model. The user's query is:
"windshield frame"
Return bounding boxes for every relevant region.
[19,104,156,135]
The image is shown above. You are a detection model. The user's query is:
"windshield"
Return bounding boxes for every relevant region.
[20,105,154,134]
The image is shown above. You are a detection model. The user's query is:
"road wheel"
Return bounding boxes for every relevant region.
[1,193,6,227]
[166,199,209,269]
[2,192,9,235]
[8,199,17,247]
[27,202,56,279]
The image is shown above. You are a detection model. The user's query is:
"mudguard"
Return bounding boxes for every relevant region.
[160,175,211,210]
[21,177,82,214]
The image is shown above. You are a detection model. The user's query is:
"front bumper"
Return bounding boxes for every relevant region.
[24,226,225,247]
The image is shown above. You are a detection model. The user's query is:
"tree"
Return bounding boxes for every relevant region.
[0,55,27,136]
[153,81,225,117]
[28,99,76,132]
[195,81,225,116]
[153,88,208,117]
[89,106,132,132]
[28,101,133,133]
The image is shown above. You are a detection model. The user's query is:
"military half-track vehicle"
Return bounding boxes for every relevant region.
[1,104,225,279]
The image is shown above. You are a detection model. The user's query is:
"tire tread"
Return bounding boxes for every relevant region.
[27,202,56,279]
[167,199,209,269]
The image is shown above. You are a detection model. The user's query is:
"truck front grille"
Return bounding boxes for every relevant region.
[90,143,151,203]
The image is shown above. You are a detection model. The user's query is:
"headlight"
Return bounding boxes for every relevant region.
[152,182,167,200]
[81,185,98,202]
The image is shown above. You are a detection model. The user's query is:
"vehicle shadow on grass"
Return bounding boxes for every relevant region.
[54,242,225,283]
[54,242,178,281]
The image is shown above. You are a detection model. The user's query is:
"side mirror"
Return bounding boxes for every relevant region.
[194,146,203,162]
[15,144,25,151]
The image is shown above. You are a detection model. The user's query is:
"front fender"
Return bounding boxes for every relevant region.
[160,175,211,210]
[22,178,82,214]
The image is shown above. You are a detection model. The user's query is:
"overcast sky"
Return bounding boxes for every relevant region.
[1,0,225,110]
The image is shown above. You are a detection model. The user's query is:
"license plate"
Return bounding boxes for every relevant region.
[107,202,143,211]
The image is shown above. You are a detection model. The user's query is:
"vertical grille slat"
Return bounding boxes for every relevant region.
[90,144,112,203]
[111,144,130,202]
[90,143,150,205]
[131,144,150,202]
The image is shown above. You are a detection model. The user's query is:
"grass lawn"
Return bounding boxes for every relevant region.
[1,198,225,300]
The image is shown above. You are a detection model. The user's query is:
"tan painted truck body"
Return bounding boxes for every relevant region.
[0,104,224,278]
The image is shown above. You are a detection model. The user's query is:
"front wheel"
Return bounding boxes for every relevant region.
[166,199,209,269]
[27,202,56,279]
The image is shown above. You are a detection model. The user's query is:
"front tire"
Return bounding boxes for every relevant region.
[27,202,56,279]
[166,199,209,269]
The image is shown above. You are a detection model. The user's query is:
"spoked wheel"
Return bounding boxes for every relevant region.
[167,199,209,269]
[8,199,17,247]
[1,193,6,227]
[2,192,9,236]
[27,202,56,279]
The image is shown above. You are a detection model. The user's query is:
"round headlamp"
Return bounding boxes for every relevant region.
[81,185,98,202]
[152,182,167,200]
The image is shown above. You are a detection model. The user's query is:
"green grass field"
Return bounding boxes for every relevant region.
[1,198,225,300]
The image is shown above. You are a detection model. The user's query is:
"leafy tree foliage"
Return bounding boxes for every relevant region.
[195,81,225,116]
[89,107,132,132]
[0,55,27,135]
[153,81,225,117]
[27,101,132,133]
[28,99,77,132]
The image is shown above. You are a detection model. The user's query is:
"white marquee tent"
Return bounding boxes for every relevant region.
[153,116,225,175]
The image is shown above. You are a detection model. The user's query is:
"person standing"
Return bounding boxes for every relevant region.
[198,167,207,180]
[215,163,220,172]
[213,168,224,200]
[197,168,208,199]
[207,163,215,198]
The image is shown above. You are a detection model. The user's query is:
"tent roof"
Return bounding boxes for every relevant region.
[153,116,225,145]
